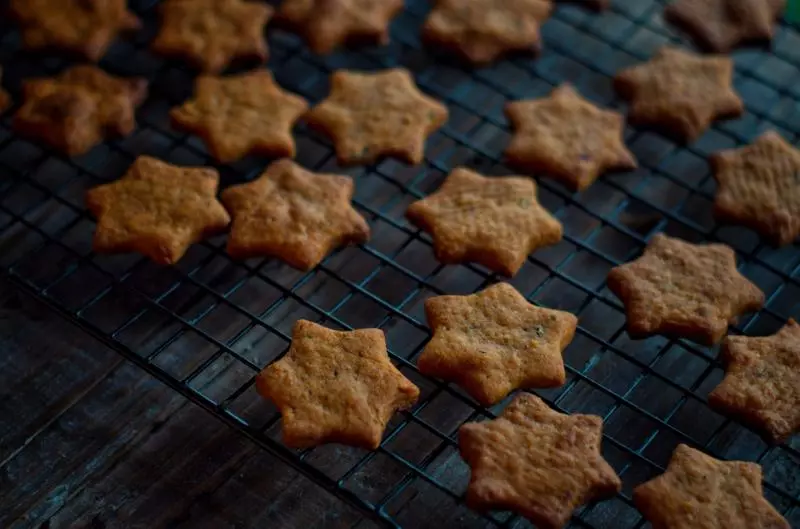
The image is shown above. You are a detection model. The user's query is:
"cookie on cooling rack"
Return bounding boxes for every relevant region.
[459,394,621,529]
[607,233,764,345]
[634,444,789,529]
[13,65,147,157]
[256,320,420,449]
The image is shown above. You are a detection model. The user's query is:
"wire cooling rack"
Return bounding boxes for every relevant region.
[1,0,799,527]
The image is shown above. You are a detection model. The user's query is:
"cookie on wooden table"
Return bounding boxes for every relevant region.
[221,159,370,269]
[14,65,147,156]
[171,71,309,163]
[634,444,790,529]
[85,156,231,265]
[505,84,637,191]
[711,131,800,246]
[406,167,562,276]
[305,69,448,166]
[459,394,621,529]
[256,320,420,449]
[607,233,764,345]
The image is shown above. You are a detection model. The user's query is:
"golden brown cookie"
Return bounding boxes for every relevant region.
[221,159,370,269]
[664,0,785,53]
[170,71,308,163]
[711,131,800,246]
[708,319,800,444]
[85,156,231,265]
[634,444,789,529]
[614,46,744,142]
[10,0,140,62]
[276,0,404,54]
[459,394,621,529]
[0,69,10,114]
[422,0,552,66]
[305,68,448,166]
[13,65,148,157]
[505,84,637,191]
[151,0,273,74]
[607,233,764,345]
[418,283,577,406]
[406,167,562,276]
[256,320,420,449]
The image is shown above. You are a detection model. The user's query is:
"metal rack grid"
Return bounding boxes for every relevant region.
[0,0,799,527]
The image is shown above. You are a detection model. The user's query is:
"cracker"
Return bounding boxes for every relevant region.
[406,167,562,276]
[711,130,800,246]
[171,71,308,163]
[256,320,420,449]
[422,0,552,66]
[615,46,743,142]
[277,0,404,54]
[10,0,140,62]
[152,0,272,74]
[505,84,637,191]
[13,65,147,156]
[85,156,231,265]
[418,283,577,406]
[634,444,789,529]
[305,68,448,166]
[607,233,764,345]
[664,0,785,53]
[459,394,621,529]
[708,319,800,444]
[221,159,370,269]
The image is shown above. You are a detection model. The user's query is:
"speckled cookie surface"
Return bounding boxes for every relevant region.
[615,47,743,142]
[10,0,140,61]
[221,159,370,269]
[152,0,272,73]
[171,71,308,163]
[709,319,800,444]
[14,65,148,156]
[256,320,420,449]
[422,0,552,65]
[634,444,789,529]
[664,0,785,53]
[607,233,764,345]
[406,168,562,276]
[711,131,800,246]
[85,156,231,265]
[505,84,637,191]
[305,68,448,166]
[418,283,577,406]
[459,394,621,529]
[277,0,404,54]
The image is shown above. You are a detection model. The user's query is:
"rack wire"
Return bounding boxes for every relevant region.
[0,0,799,527]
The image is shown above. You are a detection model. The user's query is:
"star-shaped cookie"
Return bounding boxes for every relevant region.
[615,46,744,142]
[256,320,420,449]
[607,233,764,345]
[664,0,785,53]
[170,71,309,163]
[221,159,370,269]
[422,0,552,66]
[85,156,231,265]
[634,444,789,529]
[711,131,800,246]
[505,84,637,191]
[406,168,563,276]
[708,319,800,444]
[277,0,404,54]
[152,0,273,74]
[305,68,449,166]
[10,0,140,62]
[459,394,621,529]
[418,283,578,406]
[14,65,148,156]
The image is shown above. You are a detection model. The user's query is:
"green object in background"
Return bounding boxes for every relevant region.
[790,0,800,23]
